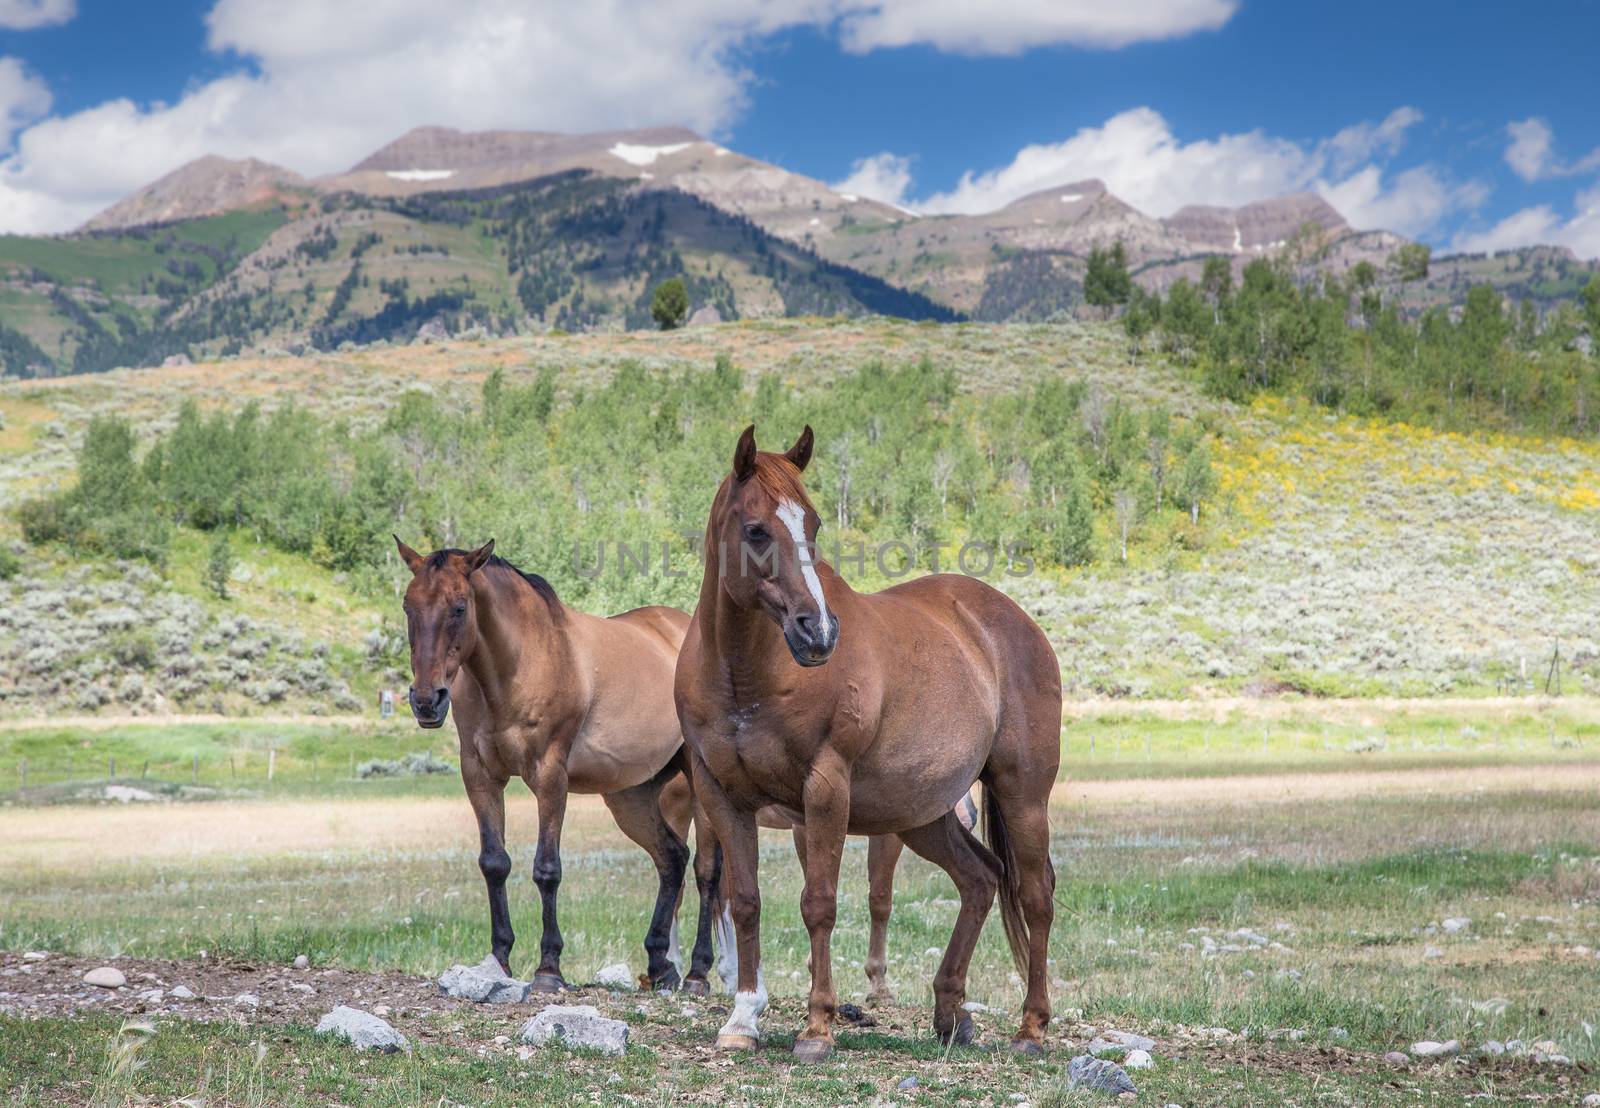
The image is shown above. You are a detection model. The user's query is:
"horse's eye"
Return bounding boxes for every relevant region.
[743,524,769,543]
[453,603,468,617]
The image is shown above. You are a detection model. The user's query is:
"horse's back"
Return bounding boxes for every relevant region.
[609,604,691,651]
[863,572,1061,785]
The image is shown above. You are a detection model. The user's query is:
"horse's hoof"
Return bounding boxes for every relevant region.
[651,967,682,994]
[936,1015,977,1047]
[792,1038,834,1063]
[716,1033,759,1052]
[865,988,895,1008]
[681,977,710,998]
[1009,1038,1045,1058]
[529,973,567,994]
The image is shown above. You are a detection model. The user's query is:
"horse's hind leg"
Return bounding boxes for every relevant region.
[896,809,1000,1046]
[864,834,903,1005]
[604,761,691,992]
[982,769,1056,1054]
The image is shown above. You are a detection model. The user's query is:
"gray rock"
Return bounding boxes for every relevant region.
[290,983,316,995]
[1579,1094,1600,1107]
[1124,1049,1154,1069]
[437,955,531,1003]
[519,1004,629,1056]
[22,952,48,962]
[1410,1040,1459,1057]
[1066,1055,1137,1095]
[1384,1051,1409,1065]
[293,954,310,969]
[234,993,260,1008]
[83,967,126,989]
[1441,917,1470,933]
[1087,1029,1156,1055]
[315,1006,410,1053]
[897,1076,919,1090]
[1478,1039,1505,1056]
[169,985,196,1000]
[595,962,635,990]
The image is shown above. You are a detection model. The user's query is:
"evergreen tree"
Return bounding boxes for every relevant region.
[651,277,689,330]
[207,531,234,600]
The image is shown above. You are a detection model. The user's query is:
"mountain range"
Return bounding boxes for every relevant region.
[3,124,1596,376]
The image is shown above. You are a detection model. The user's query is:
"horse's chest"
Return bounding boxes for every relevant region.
[700,710,812,808]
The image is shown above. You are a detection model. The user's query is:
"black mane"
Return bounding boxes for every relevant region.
[426,549,561,612]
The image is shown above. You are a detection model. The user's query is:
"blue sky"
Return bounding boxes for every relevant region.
[2,0,1598,255]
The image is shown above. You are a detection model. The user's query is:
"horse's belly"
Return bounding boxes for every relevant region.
[566,725,680,794]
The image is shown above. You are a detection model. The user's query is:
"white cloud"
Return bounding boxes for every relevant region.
[901,105,1468,236]
[1317,165,1488,239]
[0,0,1243,234]
[1503,116,1600,183]
[1450,185,1600,260]
[1323,106,1423,176]
[834,0,1237,54]
[832,152,914,207]
[0,0,74,30]
[0,56,51,148]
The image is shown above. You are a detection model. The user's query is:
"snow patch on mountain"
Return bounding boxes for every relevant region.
[609,142,692,167]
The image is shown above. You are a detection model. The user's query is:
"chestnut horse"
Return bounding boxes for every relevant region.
[675,427,1061,1060]
[395,537,718,994]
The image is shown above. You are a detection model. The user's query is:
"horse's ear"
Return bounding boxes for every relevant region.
[784,425,814,472]
[394,535,425,573]
[466,539,495,575]
[732,425,758,483]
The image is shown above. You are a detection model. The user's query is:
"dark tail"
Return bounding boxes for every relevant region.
[980,783,1030,980]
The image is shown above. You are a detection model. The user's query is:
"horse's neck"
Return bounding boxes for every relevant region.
[697,568,822,703]
[465,568,569,721]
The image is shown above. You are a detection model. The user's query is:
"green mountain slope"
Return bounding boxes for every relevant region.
[0,172,955,377]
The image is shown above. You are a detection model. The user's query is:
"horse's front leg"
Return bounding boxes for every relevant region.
[464,762,515,975]
[528,754,569,992]
[794,755,851,1063]
[690,749,765,1051]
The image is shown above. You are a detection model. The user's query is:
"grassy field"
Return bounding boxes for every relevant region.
[3,706,1599,1104]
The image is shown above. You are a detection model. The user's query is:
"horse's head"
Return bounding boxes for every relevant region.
[712,424,839,667]
[394,536,496,728]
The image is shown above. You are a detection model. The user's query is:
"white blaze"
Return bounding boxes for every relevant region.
[776,499,830,645]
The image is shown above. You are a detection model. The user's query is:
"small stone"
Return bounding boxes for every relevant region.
[83,967,126,989]
[1088,1029,1156,1055]
[234,993,260,1008]
[494,1035,510,1046]
[519,1004,629,1056]
[438,955,531,1004]
[1124,1049,1154,1069]
[293,954,310,969]
[1328,1027,1350,1041]
[1580,1094,1600,1107]
[289,983,315,995]
[1066,1055,1137,1095]
[372,1004,391,1017]
[1410,1040,1459,1057]
[962,1000,993,1013]
[595,963,635,990]
[1506,1039,1527,1055]
[315,1006,409,1053]
[22,952,48,962]
[897,1076,919,1090]
[1384,1051,1409,1065]
[169,985,196,1000]
[1478,1040,1505,1056]
[1441,918,1470,934]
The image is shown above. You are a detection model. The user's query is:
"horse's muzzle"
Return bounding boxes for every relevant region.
[784,611,839,667]
[409,685,452,728]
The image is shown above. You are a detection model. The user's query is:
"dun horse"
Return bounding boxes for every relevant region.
[675,427,1062,1060]
[395,537,718,994]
